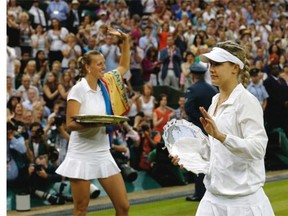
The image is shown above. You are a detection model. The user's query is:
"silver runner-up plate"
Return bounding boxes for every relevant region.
[162,119,210,174]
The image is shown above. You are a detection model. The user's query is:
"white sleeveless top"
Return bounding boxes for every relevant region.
[139,96,154,116]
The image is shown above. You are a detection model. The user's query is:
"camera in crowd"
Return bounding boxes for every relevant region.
[111,150,138,182]
[54,115,65,127]
[34,127,44,139]
[48,144,59,162]
[141,124,150,132]
[33,183,73,205]
[34,164,44,172]
[54,106,66,127]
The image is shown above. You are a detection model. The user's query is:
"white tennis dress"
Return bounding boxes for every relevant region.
[56,78,120,180]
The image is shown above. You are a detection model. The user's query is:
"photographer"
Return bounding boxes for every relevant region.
[110,125,138,182]
[27,122,49,162]
[7,121,30,189]
[28,155,66,205]
[137,121,161,171]
[28,155,62,191]
[46,105,69,165]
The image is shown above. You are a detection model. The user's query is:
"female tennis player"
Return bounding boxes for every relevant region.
[172,41,274,216]
[56,28,130,216]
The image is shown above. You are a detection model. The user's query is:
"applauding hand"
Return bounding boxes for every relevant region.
[199,107,226,142]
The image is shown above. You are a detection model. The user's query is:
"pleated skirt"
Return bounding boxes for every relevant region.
[56,150,120,180]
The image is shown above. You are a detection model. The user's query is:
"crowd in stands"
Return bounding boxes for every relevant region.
[6,0,288,206]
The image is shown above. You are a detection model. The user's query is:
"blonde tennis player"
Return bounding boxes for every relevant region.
[172,41,274,216]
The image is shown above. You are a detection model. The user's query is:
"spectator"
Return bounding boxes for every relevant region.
[159,35,182,89]
[19,51,30,77]
[126,88,141,126]
[279,55,287,71]
[225,21,238,41]
[135,83,156,124]
[50,60,63,80]
[22,87,40,111]
[152,93,173,134]
[46,18,69,69]
[46,0,70,26]
[180,51,195,92]
[171,96,188,120]
[94,10,110,35]
[139,25,158,53]
[141,46,161,85]
[47,100,64,123]
[94,24,107,48]
[61,33,82,70]
[247,68,269,111]
[7,121,29,188]
[34,50,49,82]
[7,37,17,86]
[78,14,94,35]
[83,36,97,53]
[100,34,121,72]
[67,59,79,83]
[66,0,81,34]
[22,109,34,131]
[138,121,161,171]
[7,76,18,102]
[32,103,47,128]
[16,74,39,101]
[7,95,22,115]
[202,3,216,24]
[46,115,69,165]
[57,70,73,106]
[175,0,192,21]
[172,23,187,57]
[28,0,47,30]
[130,36,145,87]
[31,74,43,97]
[7,11,21,58]
[31,24,48,58]
[263,64,288,134]
[24,60,37,79]
[141,0,156,15]
[19,11,34,56]
[9,101,32,156]
[190,34,207,59]
[184,22,196,50]
[253,47,269,66]
[157,22,170,51]
[28,122,49,161]
[42,72,60,111]
[28,154,62,203]
[130,14,143,43]
[7,0,22,19]
[268,43,281,65]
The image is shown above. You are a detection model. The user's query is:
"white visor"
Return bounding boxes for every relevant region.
[199,47,244,69]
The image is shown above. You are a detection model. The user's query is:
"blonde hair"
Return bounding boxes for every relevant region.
[142,83,153,96]
[216,41,250,88]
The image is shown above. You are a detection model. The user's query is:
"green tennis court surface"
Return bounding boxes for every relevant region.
[88,179,288,216]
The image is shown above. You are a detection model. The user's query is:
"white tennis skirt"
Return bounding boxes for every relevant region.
[196,188,275,216]
[56,150,120,180]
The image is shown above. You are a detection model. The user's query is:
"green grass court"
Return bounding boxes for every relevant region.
[88,179,288,216]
